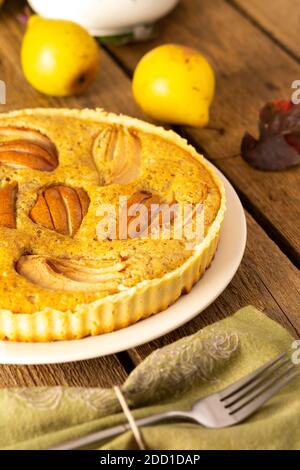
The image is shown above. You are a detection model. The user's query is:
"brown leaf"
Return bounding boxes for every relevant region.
[241,100,300,171]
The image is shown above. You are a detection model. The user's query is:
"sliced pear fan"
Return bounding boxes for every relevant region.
[30,185,90,236]
[16,255,126,292]
[110,190,176,240]
[0,126,58,171]
[93,125,141,184]
[0,182,18,229]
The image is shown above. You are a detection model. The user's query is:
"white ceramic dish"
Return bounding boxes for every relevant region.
[0,165,246,365]
[27,0,180,36]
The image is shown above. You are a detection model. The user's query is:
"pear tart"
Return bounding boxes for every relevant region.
[0,108,225,341]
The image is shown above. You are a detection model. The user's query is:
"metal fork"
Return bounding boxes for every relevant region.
[50,352,298,450]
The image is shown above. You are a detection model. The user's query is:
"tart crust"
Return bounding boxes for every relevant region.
[0,108,225,341]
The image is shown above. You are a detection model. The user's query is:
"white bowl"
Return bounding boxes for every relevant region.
[28,0,180,36]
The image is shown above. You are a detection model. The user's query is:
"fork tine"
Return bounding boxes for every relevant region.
[219,352,287,400]
[226,363,295,410]
[229,369,299,424]
[222,356,290,406]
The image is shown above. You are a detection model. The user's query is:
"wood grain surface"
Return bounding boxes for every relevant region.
[0,0,299,387]
[233,0,300,60]
[108,0,300,264]
[0,356,128,388]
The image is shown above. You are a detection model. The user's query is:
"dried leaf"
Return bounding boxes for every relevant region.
[241,100,300,170]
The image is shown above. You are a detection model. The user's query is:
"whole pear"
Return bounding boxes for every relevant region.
[21,16,100,97]
[133,44,215,127]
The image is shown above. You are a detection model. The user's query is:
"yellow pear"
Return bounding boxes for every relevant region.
[132,44,215,127]
[21,16,100,97]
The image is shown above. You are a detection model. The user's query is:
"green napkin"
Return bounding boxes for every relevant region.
[0,306,299,450]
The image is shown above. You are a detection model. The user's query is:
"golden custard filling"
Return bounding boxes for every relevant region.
[0,110,221,315]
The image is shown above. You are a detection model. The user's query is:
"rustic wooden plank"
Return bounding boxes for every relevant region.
[107,0,300,262]
[129,211,300,363]
[231,0,300,60]
[0,357,127,388]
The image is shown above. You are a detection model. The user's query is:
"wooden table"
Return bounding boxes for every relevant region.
[0,0,299,388]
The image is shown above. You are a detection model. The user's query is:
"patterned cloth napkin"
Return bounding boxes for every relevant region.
[0,306,299,450]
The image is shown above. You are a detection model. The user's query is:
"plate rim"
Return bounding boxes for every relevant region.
[0,164,246,364]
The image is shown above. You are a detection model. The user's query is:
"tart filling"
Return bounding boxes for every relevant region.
[0,108,225,341]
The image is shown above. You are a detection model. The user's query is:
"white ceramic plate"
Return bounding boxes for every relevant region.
[0,165,246,364]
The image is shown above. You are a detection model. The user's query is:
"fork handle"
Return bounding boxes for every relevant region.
[50,410,190,450]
